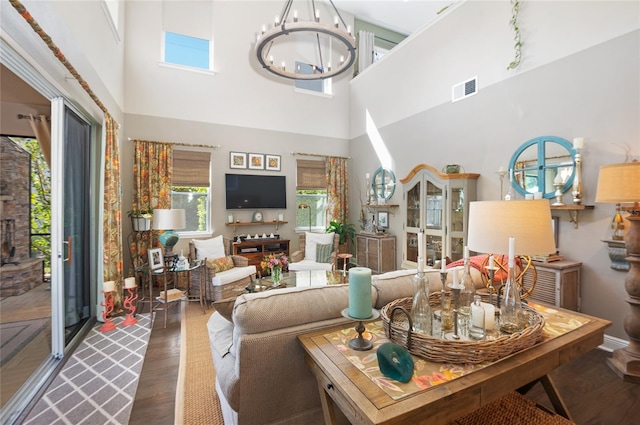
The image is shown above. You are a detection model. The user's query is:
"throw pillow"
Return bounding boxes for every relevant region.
[315,243,332,263]
[304,232,336,261]
[193,235,226,260]
[207,256,235,273]
[212,297,236,323]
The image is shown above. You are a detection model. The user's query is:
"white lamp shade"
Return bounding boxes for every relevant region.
[467,200,556,255]
[595,161,640,204]
[152,209,186,230]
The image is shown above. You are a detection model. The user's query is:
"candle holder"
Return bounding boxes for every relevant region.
[572,148,583,204]
[341,309,380,351]
[433,271,448,320]
[122,284,139,327]
[445,284,462,340]
[485,264,497,307]
[99,290,117,332]
[552,182,565,206]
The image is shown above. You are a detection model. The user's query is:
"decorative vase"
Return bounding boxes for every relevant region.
[271,265,281,285]
[131,216,151,231]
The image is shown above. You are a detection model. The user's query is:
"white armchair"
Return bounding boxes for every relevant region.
[288,232,339,271]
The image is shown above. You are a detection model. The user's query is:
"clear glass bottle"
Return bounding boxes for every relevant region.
[469,295,485,339]
[458,246,475,320]
[500,237,522,333]
[411,258,432,335]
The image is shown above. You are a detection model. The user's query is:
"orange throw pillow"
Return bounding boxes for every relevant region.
[207,256,235,273]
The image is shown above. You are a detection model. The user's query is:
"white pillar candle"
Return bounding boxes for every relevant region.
[417,232,423,262]
[508,237,515,268]
[489,255,495,270]
[103,280,115,292]
[417,256,424,273]
[573,137,584,150]
[481,301,495,330]
[464,245,469,261]
[348,267,372,319]
[124,277,136,289]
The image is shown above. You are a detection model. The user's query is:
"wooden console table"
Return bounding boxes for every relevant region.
[299,306,610,425]
[232,239,289,269]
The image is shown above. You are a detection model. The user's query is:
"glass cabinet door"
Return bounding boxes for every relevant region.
[425,180,443,229]
[406,181,421,229]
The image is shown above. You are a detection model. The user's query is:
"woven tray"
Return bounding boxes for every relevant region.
[380,294,545,364]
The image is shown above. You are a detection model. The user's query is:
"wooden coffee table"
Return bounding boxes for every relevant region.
[298,306,610,425]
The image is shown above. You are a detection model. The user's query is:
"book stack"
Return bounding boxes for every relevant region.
[532,253,564,263]
[158,288,184,302]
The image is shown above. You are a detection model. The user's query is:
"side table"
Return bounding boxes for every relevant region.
[170,260,206,313]
[337,253,353,277]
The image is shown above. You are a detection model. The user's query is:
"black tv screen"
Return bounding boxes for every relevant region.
[225,174,287,209]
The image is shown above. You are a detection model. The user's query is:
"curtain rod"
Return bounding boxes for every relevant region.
[129,138,220,150]
[291,152,350,159]
[17,114,50,121]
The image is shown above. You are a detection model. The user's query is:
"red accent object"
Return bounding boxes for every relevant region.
[447,254,521,282]
[122,286,139,327]
[99,290,117,332]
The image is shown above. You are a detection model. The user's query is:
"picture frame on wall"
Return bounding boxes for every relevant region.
[230,152,247,169]
[248,153,264,170]
[377,211,389,229]
[265,154,281,171]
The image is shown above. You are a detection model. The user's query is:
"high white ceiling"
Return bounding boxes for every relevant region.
[334,0,454,35]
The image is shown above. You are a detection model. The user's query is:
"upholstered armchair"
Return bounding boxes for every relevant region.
[289,232,339,271]
[189,236,257,301]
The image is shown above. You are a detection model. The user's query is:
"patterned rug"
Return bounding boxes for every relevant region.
[23,314,152,424]
[0,318,50,366]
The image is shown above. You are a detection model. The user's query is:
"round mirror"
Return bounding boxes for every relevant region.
[371,167,396,201]
[508,136,576,199]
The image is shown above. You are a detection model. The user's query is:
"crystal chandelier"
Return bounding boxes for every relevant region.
[255,0,357,80]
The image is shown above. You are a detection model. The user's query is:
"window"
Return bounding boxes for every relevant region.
[295,62,328,94]
[172,150,211,233]
[296,159,327,231]
[163,32,211,70]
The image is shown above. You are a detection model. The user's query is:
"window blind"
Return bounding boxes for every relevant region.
[173,150,211,187]
[296,159,326,190]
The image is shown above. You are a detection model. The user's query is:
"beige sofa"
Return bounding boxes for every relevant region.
[207,268,487,425]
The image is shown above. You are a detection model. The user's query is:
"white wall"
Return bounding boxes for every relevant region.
[124,0,353,140]
[348,1,640,340]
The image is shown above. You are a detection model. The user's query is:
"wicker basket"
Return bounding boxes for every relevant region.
[381,294,545,364]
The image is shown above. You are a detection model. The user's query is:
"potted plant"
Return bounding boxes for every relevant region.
[128,208,153,231]
[326,221,356,253]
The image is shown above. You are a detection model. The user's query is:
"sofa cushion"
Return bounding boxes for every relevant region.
[304,232,335,261]
[212,297,236,323]
[207,256,235,273]
[193,235,226,260]
[315,243,333,263]
[208,311,233,357]
[212,265,257,285]
[288,259,333,271]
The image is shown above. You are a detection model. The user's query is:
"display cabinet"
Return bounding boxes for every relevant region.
[400,164,479,269]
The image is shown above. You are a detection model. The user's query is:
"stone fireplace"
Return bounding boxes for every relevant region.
[0,137,44,296]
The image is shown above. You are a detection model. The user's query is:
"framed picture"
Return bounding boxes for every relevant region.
[265,154,281,171]
[377,211,389,229]
[248,153,264,170]
[148,248,164,270]
[230,152,247,169]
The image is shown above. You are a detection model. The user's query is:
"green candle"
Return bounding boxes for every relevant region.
[348,267,372,319]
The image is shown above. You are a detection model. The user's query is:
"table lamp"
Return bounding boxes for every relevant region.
[152,209,186,256]
[466,200,556,297]
[595,159,640,382]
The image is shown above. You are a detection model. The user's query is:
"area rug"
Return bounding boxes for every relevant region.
[175,302,223,425]
[0,317,50,366]
[23,314,152,424]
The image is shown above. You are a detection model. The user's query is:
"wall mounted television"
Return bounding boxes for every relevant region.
[225,174,287,209]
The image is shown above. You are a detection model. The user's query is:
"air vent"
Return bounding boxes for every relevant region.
[452,76,478,102]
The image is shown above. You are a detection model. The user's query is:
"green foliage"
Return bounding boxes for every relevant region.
[326,221,356,246]
[127,208,153,217]
[507,0,522,70]
[15,138,51,273]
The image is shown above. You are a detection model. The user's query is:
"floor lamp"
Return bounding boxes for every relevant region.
[466,200,557,298]
[298,203,312,232]
[595,160,640,382]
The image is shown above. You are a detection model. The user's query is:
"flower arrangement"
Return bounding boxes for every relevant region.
[261,253,288,274]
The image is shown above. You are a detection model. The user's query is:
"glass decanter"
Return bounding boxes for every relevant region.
[458,246,475,323]
[411,258,432,335]
[500,237,522,333]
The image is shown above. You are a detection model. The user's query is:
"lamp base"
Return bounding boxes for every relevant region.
[159,230,179,256]
[607,342,640,383]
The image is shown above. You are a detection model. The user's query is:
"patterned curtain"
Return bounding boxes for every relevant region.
[326,157,349,225]
[131,140,172,269]
[102,114,124,307]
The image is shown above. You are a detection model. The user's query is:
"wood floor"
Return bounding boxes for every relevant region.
[129,302,640,425]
